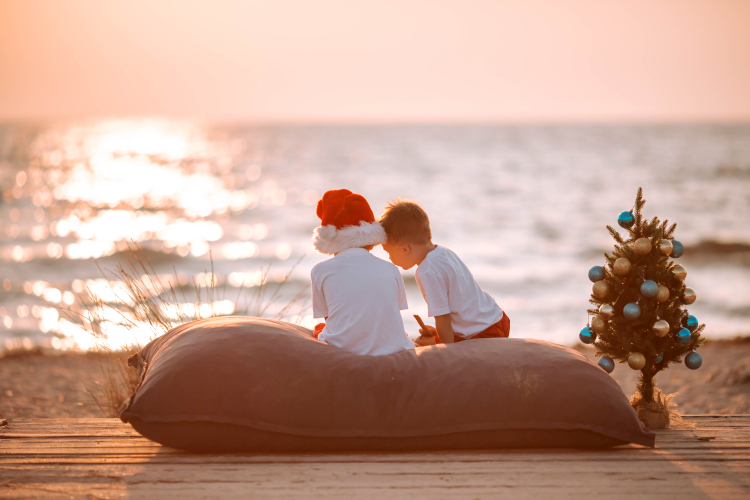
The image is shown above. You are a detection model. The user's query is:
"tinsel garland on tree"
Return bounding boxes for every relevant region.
[583,188,705,429]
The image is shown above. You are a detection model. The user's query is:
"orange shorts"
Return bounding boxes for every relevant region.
[435,312,510,344]
[313,323,325,339]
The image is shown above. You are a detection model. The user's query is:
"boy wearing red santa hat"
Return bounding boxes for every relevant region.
[379,200,510,345]
[310,189,415,356]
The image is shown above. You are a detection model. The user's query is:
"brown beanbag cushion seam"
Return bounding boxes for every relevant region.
[126,418,632,452]
[120,411,654,447]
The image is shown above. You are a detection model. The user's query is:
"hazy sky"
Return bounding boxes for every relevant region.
[1,0,749,122]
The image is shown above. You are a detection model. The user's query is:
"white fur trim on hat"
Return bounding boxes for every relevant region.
[312,221,387,255]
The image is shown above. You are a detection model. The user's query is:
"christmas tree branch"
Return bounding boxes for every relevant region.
[607,225,625,244]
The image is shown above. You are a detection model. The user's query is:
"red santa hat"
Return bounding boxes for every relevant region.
[312,189,387,255]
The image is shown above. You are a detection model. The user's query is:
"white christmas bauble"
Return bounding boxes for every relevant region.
[683,287,696,304]
[652,320,670,337]
[658,239,673,255]
[598,304,615,320]
[672,264,687,281]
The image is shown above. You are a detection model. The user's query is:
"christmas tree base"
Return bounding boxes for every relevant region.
[630,387,693,430]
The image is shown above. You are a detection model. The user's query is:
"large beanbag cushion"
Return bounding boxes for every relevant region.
[120,317,654,452]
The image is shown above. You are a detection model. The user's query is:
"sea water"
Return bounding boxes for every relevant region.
[1,120,749,352]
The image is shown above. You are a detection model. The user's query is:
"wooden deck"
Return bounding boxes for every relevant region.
[1,416,749,499]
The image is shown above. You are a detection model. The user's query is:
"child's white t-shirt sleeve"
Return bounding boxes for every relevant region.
[396,272,409,311]
[417,270,451,317]
[311,270,328,319]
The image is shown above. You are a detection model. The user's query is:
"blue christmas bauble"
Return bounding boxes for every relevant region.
[654,353,664,364]
[675,327,691,345]
[640,280,659,298]
[598,356,615,373]
[588,266,605,283]
[618,211,635,229]
[623,302,641,321]
[685,351,702,370]
[579,326,595,344]
[683,315,699,332]
[671,240,684,258]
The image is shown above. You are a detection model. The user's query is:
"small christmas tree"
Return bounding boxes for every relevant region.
[582,188,705,429]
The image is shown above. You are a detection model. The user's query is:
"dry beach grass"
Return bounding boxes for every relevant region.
[1,247,309,419]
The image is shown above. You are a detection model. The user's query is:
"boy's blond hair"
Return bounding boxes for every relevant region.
[379,199,432,244]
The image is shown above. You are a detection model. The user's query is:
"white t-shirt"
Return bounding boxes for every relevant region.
[311,248,414,356]
[415,246,503,339]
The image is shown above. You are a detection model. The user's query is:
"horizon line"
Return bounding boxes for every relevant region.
[1,115,750,127]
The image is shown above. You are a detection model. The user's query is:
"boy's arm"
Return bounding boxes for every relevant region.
[435,314,455,343]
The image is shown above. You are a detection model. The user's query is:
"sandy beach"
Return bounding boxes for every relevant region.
[1,339,748,422]
[0,349,114,420]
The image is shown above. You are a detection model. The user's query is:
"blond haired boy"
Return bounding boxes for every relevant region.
[379,200,509,345]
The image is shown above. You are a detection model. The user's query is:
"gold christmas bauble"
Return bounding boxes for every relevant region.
[658,239,673,255]
[652,319,670,337]
[628,352,646,370]
[591,315,607,333]
[672,264,687,281]
[655,285,670,302]
[634,238,652,255]
[683,287,696,304]
[613,258,632,276]
[598,304,615,320]
[592,280,610,299]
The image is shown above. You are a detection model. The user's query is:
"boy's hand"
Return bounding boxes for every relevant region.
[415,334,437,346]
[419,324,437,337]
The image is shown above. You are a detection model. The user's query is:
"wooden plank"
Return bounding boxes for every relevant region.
[3,427,750,459]
[2,442,749,456]
[5,427,750,445]
[3,416,748,427]
[2,446,748,458]
[4,434,747,448]
[0,419,141,439]
[1,418,124,423]
[4,432,750,454]
[4,415,749,426]
[2,430,749,447]
[2,416,749,438]
[3,449,750,467]
[5,429,750,444]
[3,417,749,440]
[4,440,750,456]
[1,461,750,500]
[680,415,750,418]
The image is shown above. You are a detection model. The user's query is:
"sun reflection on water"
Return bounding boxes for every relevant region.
[0,119,309,352]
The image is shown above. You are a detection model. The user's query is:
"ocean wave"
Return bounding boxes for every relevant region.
[713,163,750,177]
[687,241,750,256]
